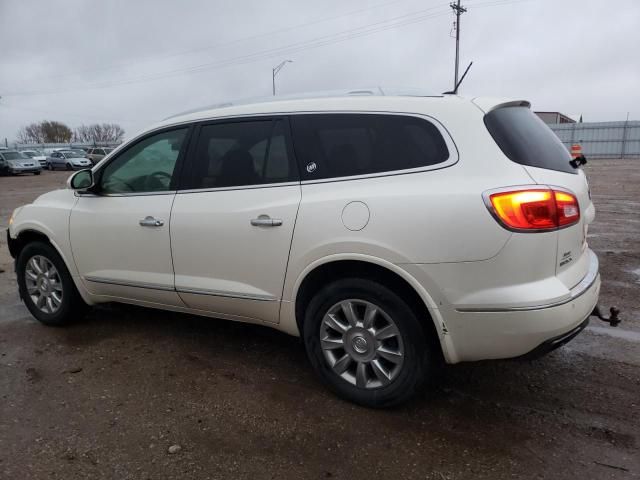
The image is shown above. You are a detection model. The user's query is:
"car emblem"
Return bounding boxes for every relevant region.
[306,162,317,173]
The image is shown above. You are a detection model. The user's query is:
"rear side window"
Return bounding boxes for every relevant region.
[185,119,297,189]
[484,106,575,174]
[291,114,449,180]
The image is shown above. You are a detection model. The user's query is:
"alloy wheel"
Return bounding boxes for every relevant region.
[319,299,405,389]
[24,255,63,314]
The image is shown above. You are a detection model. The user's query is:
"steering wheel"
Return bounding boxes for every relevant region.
[144,171,172,191]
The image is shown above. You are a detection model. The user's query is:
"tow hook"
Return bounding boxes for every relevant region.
[590,306,621,327]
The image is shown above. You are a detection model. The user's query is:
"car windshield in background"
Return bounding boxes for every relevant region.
[104,148,114,153]
[60,150,85,158]
[484,106,575,174]
[3,151,27,160]
[21,151,36,158]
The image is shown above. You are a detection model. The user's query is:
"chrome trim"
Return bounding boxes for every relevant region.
[176,287,277,302]
[84,276,175,292]
[177,181,298,194]
[456,251,599,313]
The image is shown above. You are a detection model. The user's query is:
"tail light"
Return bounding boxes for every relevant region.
[485,188,580,231]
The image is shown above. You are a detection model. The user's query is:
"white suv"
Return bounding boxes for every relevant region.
[7,92,601,407]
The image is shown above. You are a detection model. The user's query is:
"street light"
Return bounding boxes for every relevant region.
[272,60,293,96]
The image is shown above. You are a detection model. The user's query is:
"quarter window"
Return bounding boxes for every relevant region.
[99,128,187,194]
[291,114,450,180]
[186,119,296,189]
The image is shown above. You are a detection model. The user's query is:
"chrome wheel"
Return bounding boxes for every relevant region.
[24,255,63,314]
[320,299,404,389]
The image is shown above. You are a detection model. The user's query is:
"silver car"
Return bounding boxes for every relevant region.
[46,150,92,170]
[86,147,114,165]
[0,150,42,175]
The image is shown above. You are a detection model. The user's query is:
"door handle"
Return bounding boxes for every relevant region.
[139,216,164,227]
[251,215,283,227]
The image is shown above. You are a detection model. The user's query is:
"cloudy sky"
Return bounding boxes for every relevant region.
[1,0,638,143]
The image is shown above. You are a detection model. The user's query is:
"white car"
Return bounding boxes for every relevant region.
[7,91,602,407]
[20,149,48,168]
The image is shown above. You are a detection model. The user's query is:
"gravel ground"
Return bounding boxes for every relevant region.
[0,161,638,479]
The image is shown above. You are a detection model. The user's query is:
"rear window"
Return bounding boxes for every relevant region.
[484,106,575,174]
[291,113,450,180]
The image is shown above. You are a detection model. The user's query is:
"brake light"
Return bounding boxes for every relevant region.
[486,188,580,231]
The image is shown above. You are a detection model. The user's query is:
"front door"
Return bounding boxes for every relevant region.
[70,127,190,306]
[170,118,301,323]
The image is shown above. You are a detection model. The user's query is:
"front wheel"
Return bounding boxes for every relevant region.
[34,171,41,176]
[47,163,53,171]
[16,241,88,326]
[65,163,72,171]
[303,278,432,408]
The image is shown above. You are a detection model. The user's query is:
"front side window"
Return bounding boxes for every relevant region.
[99,128,187,194]
[185,119,296,189]
[291,113,450,180]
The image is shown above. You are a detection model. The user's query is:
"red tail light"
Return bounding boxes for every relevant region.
[486,188,580,231]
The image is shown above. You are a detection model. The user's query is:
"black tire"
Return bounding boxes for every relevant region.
[16,241,88,326]
[47,163,53,171]
[34,171,41,175]
[65,163,72,171]
[302,278,431,408]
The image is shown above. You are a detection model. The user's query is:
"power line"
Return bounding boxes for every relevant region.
[7,0,416,84]
[1,0,531,98]
[3,5,453,97]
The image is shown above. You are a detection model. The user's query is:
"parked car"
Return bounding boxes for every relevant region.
[86,147,114,164]
[0,150,41,175]
[7,92,601,407]
[20,149,48,168]
[46,150,92,170]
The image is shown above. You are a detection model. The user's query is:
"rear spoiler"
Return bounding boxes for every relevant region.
[471,98,531,114]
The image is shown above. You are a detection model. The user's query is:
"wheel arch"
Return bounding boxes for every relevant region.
[290,255,451,362]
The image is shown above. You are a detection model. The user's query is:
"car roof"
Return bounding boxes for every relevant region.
[152,89,529,132]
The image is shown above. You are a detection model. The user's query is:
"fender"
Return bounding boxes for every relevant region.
[278,252,458,363]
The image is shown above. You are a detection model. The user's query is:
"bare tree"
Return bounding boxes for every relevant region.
[74,123,125,143]
[16,123,45,143]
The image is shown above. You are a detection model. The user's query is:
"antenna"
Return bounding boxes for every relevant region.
[443,61,473,94]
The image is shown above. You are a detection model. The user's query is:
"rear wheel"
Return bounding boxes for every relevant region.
[303,278,431,407]
[16,241,88,326]
[47,163,53,171]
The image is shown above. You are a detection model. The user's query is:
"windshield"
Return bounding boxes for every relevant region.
[3,151,27,160]
[61,150,86,158]
[21,151,36,158]
[104,148,114,153]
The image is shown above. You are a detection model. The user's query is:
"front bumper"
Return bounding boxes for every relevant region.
[10,166,41,173]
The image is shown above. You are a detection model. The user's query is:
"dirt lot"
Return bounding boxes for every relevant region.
[0,162,638,479]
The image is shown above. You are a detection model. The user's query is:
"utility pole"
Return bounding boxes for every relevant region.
[450,1,467,92]
[272,60,293,96]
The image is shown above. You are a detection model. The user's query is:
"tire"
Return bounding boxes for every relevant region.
[34,171,41,176]
[302,278,431,408]
[65,163,72,171]
[16,241,88,326]
[47,163,53,171]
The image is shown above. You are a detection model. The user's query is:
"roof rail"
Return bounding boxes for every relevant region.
[164,87,441,120]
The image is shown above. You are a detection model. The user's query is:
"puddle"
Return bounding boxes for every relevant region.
[586,326,640,343]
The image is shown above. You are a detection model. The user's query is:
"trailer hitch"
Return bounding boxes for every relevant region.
[590,306,621,327]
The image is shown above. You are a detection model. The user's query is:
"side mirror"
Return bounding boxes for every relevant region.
[67,169,94,190]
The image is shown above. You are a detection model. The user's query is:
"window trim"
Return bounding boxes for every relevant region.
[176,115,300,193]
[289,111,458,184]
[88,124,194,197]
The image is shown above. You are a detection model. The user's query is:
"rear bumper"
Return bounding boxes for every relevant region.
[436,250,600,362]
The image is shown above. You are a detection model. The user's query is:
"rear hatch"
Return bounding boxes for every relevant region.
[483,104,594,290]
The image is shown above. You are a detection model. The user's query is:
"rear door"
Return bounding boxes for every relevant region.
[170,117,301,324]
[484,106,593,289]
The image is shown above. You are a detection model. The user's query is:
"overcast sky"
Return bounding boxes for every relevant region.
[1,0,639,143]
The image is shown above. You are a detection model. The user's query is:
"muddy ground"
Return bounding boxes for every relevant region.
[0,161,638,479]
